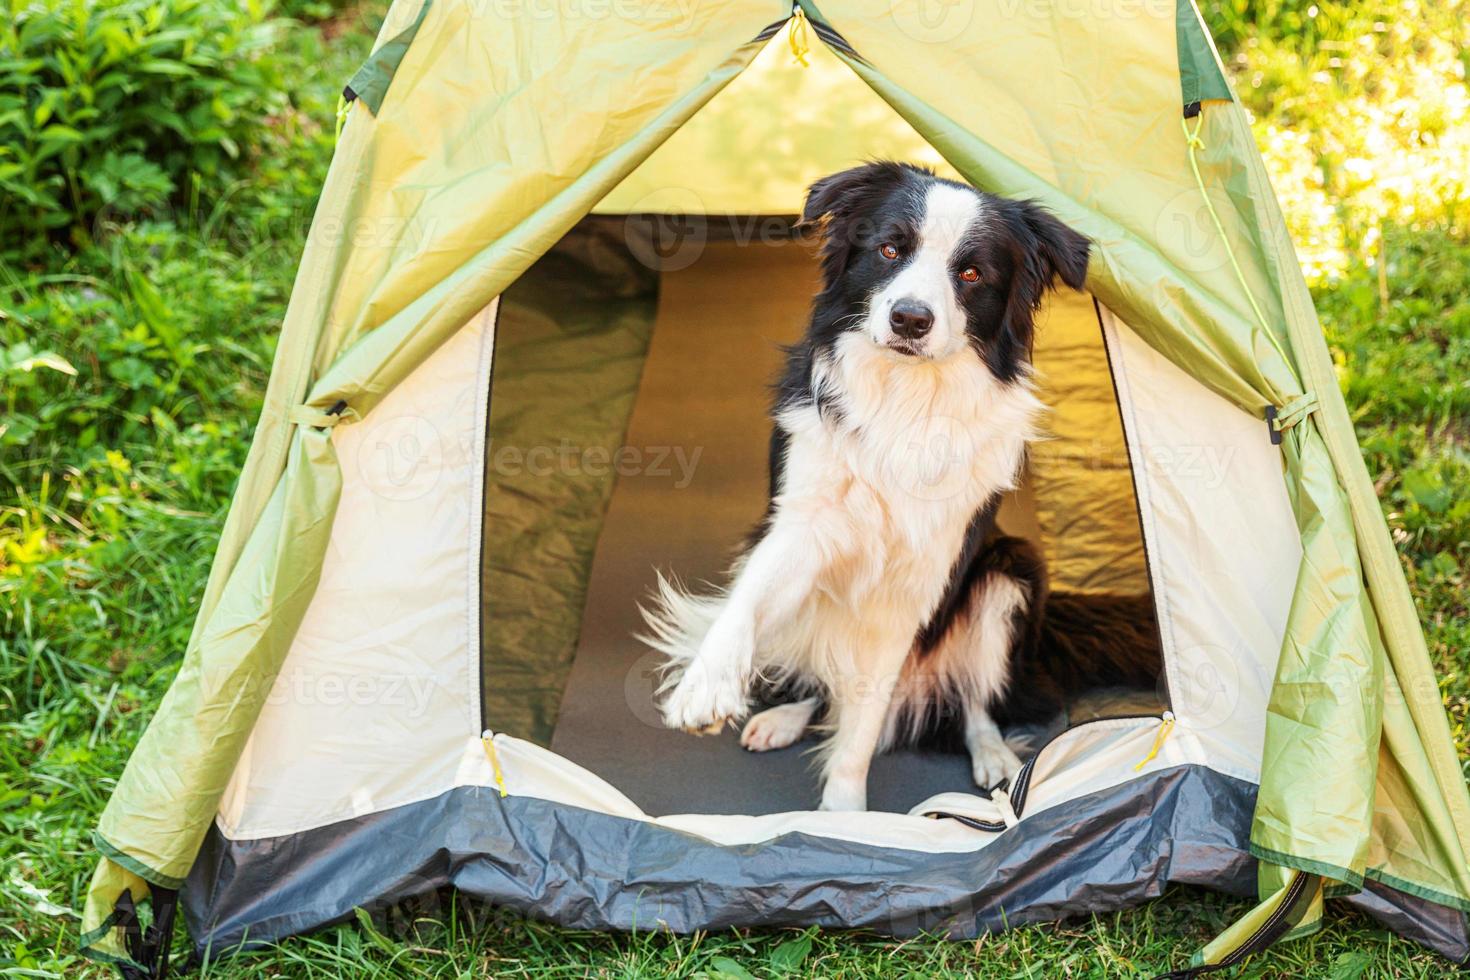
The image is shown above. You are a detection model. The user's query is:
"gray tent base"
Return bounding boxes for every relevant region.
[183,765,1469,962]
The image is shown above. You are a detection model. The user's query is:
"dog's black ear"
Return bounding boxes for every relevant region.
[798,162,914,284]
[1021,203,1091,292]
[798,161,908,233]
[992,202,1092,379]
[797,170,847,234]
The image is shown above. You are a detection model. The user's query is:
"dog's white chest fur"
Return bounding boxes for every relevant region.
[769,333,1041,672]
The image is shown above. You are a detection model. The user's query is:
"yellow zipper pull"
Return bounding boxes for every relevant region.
[789,6,811,67]
[481,729,509,798]
[1134,712,1176,772]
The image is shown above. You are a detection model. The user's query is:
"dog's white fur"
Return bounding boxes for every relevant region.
[641,184,1043,810]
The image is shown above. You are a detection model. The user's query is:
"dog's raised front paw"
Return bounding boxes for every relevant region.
[818,774,867,812]
[659,656,748,734]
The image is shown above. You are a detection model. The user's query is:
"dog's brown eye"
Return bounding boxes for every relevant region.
[879,243,898,260]
[960,267,980,283]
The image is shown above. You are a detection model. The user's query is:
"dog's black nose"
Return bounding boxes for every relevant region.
[889,301,934,340]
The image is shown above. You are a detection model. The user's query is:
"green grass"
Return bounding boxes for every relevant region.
[2,1,1468,977]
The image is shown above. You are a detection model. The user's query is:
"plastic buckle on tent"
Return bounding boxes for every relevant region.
[1265,392,1318,446]
[290,399,356,430]
[141,886,178,979]
[113,884,179,980]
[113,890,144,976]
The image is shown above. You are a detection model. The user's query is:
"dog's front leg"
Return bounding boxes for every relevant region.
[818,639,909,811]
[965,707,1022,790]
[661,516,820,734]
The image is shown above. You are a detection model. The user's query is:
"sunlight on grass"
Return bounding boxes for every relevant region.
[1236,2,1470,281]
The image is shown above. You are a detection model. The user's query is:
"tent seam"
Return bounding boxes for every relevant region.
[1250,842,1470,914]
[468,299,499,739]
[92,833,185,889]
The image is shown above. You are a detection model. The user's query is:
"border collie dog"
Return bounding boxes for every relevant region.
[641,162,1155,811]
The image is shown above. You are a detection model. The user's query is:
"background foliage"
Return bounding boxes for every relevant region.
[0,0,291,259]
[1,0,1466,975]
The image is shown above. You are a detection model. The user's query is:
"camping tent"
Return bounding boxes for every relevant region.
[81,1,1470,975]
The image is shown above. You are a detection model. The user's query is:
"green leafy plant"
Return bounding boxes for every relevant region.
[0,0,287,261]
[1200,0,1373,52]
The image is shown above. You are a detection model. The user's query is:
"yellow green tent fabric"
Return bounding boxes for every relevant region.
[81,1,1470,974]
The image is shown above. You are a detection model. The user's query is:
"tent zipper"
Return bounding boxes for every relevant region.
[927,712,1172,833]
[1152,870,1317,978]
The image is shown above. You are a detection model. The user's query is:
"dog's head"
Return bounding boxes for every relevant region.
[799,162,1090,382]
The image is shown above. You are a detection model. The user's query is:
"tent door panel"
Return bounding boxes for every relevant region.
[1099,305,1301,783]
[216,302,497,840]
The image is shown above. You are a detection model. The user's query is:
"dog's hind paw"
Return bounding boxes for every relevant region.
[740,702,813,751]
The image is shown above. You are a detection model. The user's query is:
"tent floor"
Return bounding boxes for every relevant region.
[548,240,1155,816]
